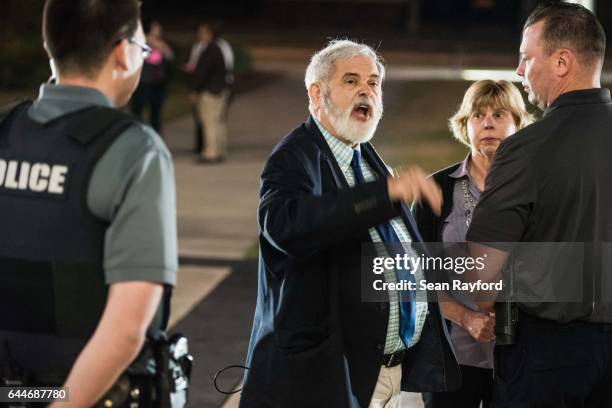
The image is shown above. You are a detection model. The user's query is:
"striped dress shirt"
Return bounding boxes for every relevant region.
[314,119,428,353]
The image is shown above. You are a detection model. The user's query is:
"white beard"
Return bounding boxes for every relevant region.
[321,90,383,145]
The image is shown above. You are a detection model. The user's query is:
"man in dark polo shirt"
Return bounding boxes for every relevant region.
[466,3,612,407]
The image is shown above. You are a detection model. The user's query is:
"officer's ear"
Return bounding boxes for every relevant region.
[43,42,50,57]
[113,39,131,72]
[42,42,57,82]
[48,59,57,83]
[554,49,573,78]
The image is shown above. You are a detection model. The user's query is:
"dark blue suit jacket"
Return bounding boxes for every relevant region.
[241,116,461,407]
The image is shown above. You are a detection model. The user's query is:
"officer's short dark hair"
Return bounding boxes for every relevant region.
[43,0,141,77]
[524,2,606,67]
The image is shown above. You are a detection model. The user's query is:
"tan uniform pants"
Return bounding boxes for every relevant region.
[196,90,229,160]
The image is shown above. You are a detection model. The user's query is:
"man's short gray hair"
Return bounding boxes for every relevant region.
[304,39,385,92]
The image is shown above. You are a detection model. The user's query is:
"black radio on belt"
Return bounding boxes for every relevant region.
[494,259,518,346]
[95,333,193,408]
[494,302,518,346]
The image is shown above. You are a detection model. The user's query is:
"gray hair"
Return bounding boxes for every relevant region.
[305,40,385,112]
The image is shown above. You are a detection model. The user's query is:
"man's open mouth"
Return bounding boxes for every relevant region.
[351,103,372,121]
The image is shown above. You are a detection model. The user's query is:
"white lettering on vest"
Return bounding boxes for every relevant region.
[0,160,6,187]
[48,165,68,194]
[5,161,19,189]
[18,162,30,189]
[29,163,50,192]
[0,159,68,194]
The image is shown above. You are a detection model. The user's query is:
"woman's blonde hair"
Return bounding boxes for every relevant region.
[449,80,532,146]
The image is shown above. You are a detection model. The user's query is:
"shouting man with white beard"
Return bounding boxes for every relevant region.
[241,40,461,408]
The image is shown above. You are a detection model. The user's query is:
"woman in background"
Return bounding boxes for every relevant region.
[131,20,174,135]
[414,80,532,408]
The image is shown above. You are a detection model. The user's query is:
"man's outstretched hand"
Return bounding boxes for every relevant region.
[388,166,442,215]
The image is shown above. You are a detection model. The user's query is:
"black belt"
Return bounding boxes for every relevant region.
[382,349,406,368]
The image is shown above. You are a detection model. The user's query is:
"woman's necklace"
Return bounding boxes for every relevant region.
[462,178,477,227]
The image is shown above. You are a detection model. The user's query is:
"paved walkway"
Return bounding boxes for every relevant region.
[164,72,306,407]
[163,67,304,321]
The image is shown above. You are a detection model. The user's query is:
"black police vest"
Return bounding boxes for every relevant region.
[0,101,136,382]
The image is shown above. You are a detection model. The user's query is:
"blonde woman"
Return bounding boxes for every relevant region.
[414,80,531,408]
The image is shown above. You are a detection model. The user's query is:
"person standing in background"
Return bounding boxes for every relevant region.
[131,20,174,135]
[414,80,531,408]
[184,25,207,153]
[192,21,234,163]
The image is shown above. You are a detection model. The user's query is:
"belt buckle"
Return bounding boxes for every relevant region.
[387,350,405,367]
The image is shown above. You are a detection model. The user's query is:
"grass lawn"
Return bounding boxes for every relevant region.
[0,82,192,123]
[376,80,476,173]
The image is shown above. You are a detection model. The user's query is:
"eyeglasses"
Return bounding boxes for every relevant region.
[128,38,153,59]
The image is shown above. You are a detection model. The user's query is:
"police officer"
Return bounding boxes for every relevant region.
[0,0,177,407]
[466,3,612,407]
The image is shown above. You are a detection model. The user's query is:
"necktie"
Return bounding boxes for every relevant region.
[350,148,416,347]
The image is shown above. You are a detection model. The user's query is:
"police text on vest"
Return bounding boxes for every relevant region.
[0,159,68,194]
